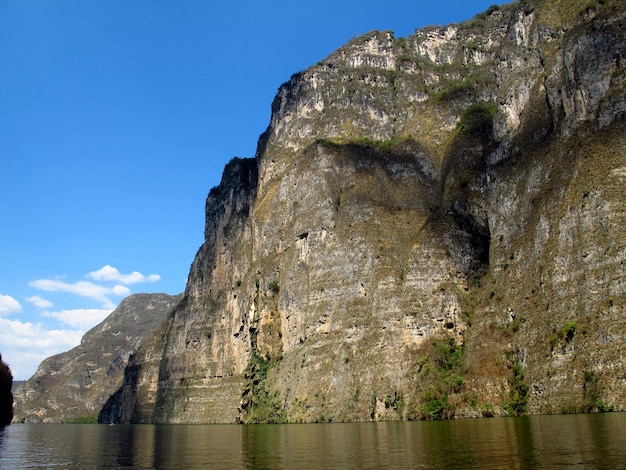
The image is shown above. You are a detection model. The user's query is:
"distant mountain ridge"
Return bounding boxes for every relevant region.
[13,293,181,423]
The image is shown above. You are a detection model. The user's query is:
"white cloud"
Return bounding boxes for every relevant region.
[0,317,84,380]
[87,265,161,285]
[25,295,53,309]
[42,308,112,330]
[29,279,130,309]
[112,285,131,296]
[5,264,158,379]
[0,294,22,315]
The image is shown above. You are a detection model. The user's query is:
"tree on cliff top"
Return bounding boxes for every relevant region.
[0,353,14,425]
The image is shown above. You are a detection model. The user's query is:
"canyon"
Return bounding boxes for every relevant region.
[15,0,626,424]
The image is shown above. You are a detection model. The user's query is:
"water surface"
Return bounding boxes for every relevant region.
[1,413,625,469]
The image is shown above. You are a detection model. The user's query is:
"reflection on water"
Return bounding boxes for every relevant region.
[1,413,625,469]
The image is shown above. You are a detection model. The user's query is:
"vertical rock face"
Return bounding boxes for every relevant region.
[153,158,259,423]
[12,293,180,423]
[0,354,13,425]
[104,0,626,423]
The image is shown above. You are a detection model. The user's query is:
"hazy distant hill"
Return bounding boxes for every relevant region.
[11,381,24,392]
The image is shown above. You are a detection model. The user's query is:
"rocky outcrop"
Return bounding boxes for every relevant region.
[102,0,626,423]
[13,293,180,423]
[0,354,13,425]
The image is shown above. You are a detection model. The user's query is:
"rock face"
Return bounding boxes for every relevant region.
[13,293,181,423]
[102,0,626,423]
[0,354,13,425]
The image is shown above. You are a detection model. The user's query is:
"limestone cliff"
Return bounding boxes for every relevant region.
[13,293,180,423]
[102,0,626,423]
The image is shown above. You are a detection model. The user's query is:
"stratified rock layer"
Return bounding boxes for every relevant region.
[102,0,626,423]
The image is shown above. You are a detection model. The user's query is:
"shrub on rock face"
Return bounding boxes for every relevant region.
[0,354,14,425]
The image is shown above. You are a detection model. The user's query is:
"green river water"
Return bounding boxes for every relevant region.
[1,413,625,469]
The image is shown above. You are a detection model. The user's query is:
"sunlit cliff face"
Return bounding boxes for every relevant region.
[72,0,626,423]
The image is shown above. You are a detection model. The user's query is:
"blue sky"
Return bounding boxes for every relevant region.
[1,0,507,380]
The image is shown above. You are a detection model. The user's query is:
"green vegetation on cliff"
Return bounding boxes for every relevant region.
[412,335,467,420]
[239,354,286,424]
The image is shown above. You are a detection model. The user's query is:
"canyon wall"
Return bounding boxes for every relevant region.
[101,0,626,423]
